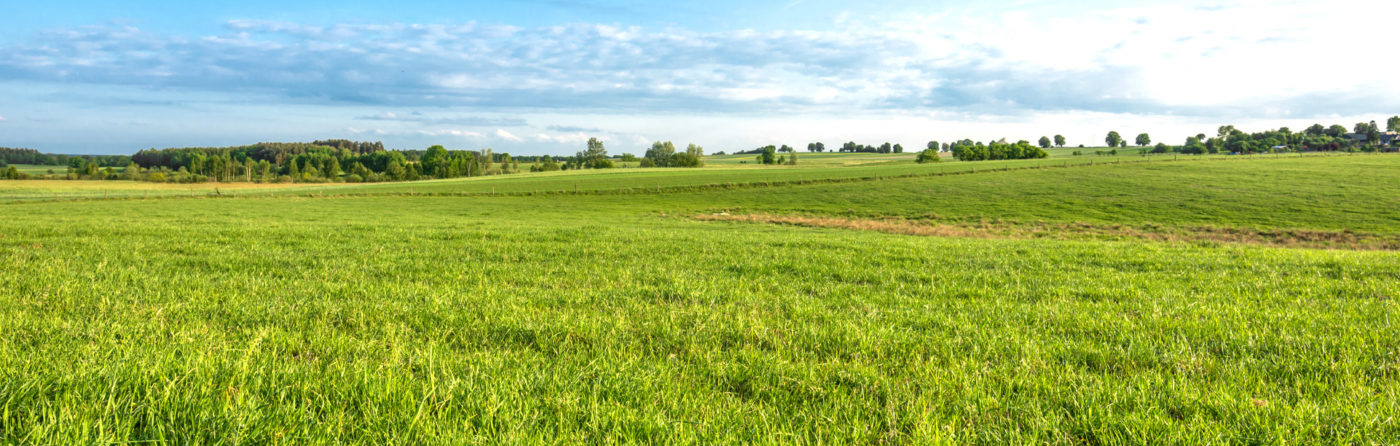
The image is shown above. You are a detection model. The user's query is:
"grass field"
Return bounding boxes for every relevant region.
[2,152,1398,443]
[0,151,1328,203]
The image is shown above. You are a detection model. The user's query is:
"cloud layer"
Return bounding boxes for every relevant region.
[4,0,1395,119]
[2,0,1397,154]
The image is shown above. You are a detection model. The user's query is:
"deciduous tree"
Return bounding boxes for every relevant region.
[1105,131,1123,148]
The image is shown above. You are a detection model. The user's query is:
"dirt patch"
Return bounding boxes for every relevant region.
[694,213,1400,251]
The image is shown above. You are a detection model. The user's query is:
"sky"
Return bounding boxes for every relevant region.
[1,0,1397,155]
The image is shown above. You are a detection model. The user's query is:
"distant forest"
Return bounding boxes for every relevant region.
[2,116,1396,182]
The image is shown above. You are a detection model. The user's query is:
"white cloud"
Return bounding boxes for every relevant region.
[533,132,592,144]
[417,129,484,138]
[8,3,1400,120]
[8,3,1394,118]
[3,0,1397,155]
[495,128,522,142]
[0,116,7,122]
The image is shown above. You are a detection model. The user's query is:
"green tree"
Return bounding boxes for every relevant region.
[122,162,141,180]
[286,159,300,180]
[644,141,676,167]
[1105,131,1123,148]
[927,141,940,151]
[538,156,560,172]
[1054,135,1066,147]
[1135,133,1151,146]
[686,143,704,159]
[324,158,342,180]
[578,138,611,169]
[385,160,405,180]
[667,143,704,168]
[477,148,493,174]
[757,146,777,164]
[1387,116,1400,133]
[1038,136,1052,148]
[420,145,449,177]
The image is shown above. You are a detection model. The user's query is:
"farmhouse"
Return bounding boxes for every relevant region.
[1343,132,1398,146]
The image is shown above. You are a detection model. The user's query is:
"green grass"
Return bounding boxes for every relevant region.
[6,164,64,175]
[0,150,1326,203]
[663,154,1400,234]
[2,153,1398,443]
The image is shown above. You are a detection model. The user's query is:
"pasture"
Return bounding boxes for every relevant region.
[1,152,1397,443]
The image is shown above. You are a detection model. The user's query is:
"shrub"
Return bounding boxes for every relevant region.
[915,149,941,163]
[344,174,364,183]
[671,152,703,167]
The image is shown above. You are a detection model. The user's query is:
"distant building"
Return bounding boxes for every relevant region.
[1343,132,1398,145]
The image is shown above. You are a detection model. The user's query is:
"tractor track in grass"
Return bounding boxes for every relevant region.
[695,213,1400,251]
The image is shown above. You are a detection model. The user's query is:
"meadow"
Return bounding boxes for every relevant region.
[1,152,1397,443]
[0,150,1330,203]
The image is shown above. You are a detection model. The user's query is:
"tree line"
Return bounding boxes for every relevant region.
[5,115,1397,182]
[3,136,720,183]
[0,147,132,168]
[1094,118,1400,156]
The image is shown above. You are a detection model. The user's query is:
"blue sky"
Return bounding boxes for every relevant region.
[1,0,1396,155]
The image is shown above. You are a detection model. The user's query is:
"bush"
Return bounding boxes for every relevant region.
[671,152,703,167]
[278,175,294,183]
[344,174,364,183]
[915,149,941,163]
[146,172,167,182]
